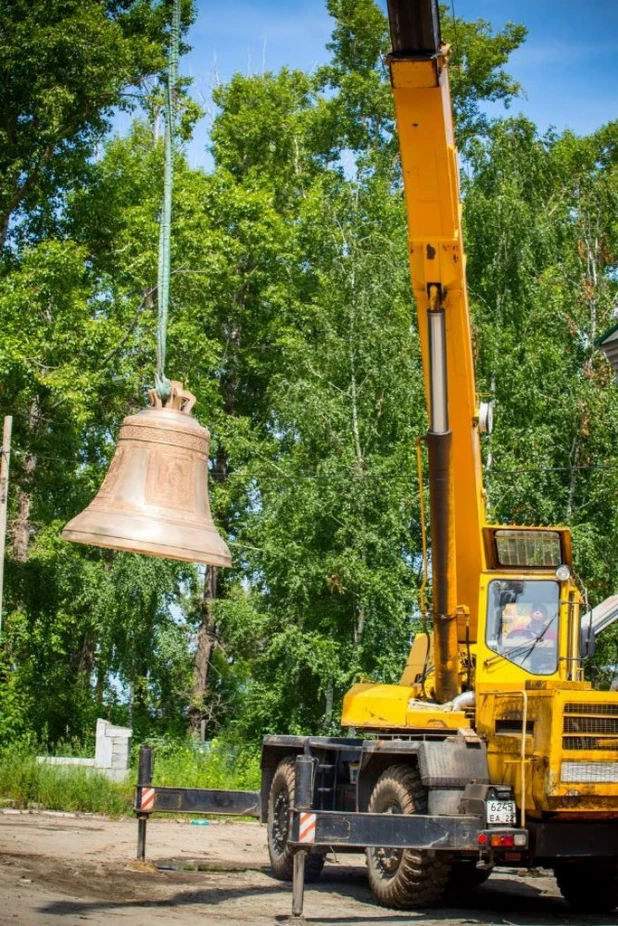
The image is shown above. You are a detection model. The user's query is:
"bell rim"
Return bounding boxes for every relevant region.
[61,526,232,567]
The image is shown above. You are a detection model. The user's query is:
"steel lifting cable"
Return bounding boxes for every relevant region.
[155,0,181,403]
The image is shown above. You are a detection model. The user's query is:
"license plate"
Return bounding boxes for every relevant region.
[486,800,517,825]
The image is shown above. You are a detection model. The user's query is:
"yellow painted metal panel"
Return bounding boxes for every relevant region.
[478,685,618,819]
[341,682,465,731]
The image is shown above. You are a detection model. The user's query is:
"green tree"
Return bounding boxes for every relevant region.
[0,2,198,744]
[0,0,195,248]
[6,0,615,750]
[201,0,531,738]
[310,0,526,171]
[223,176,425,737]
[464,117,618,607]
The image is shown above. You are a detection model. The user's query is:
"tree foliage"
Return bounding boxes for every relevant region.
[1,0,617,747]
[0,0,195,247]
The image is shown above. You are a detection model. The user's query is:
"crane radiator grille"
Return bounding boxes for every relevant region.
[563,703,618,753]
[561,761,618,783]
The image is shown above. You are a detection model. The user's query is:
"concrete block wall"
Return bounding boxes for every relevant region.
[37,719,132,782]
[94,719,132,782]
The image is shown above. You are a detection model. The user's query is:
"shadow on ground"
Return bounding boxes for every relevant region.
[37,864,618,925]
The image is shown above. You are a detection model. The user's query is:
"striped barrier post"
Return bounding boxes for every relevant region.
[132,745,262,865]
[291,755,315,921]
[136,745,153,861]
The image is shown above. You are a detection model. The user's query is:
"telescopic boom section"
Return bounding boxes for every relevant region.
[386,0,487,699]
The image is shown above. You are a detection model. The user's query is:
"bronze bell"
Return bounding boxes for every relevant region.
[62,382,231,567]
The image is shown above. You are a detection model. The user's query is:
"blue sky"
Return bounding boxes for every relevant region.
[138,0,618,169]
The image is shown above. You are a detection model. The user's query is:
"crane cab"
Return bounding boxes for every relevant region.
[476,525,583,689]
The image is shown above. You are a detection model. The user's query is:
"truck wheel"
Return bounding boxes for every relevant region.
[366,763,452,908]
[555,861,618,912]
[267,756,325,882]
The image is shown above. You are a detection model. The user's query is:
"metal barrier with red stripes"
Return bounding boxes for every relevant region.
[133,745,260,863]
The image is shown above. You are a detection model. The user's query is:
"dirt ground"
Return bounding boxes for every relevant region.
[1,809,617,926]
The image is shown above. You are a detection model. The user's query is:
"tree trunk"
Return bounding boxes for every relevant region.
[78,631,95,684]
[188,566,218,737]
[322,677,334,733]
[566,436,579,521]
[186,275,242,736]
[95,657,107,707]
[13,397,40,563]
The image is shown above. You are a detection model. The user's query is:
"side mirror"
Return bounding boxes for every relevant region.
[580,621,596,658]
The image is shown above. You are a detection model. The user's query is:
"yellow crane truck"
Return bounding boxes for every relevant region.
[261,0,618,912]
[135,1,618,918]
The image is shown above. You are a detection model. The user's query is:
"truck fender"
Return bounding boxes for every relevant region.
[357,733,489,813]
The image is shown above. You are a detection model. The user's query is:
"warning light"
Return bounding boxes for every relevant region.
[490,833,515,848]
[478,833,488,845]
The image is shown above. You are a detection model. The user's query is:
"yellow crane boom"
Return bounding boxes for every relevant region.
[387,2,486,695]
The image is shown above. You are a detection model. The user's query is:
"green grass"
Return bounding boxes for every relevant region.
[146,738,261,791]
[0,744,133,814]
[0,738,261,816]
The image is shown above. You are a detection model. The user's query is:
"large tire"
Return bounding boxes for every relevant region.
[366,764,452,908]
[267,756,325,883]
[555,861,618,913]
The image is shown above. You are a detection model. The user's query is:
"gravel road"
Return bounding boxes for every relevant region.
[1,810,617,926]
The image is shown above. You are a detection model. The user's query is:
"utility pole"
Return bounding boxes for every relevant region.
[0,415,13,641]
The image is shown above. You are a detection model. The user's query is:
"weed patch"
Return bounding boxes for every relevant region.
[0,737,260,816]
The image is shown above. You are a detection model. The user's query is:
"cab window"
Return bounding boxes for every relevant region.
[486,579,559,675]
